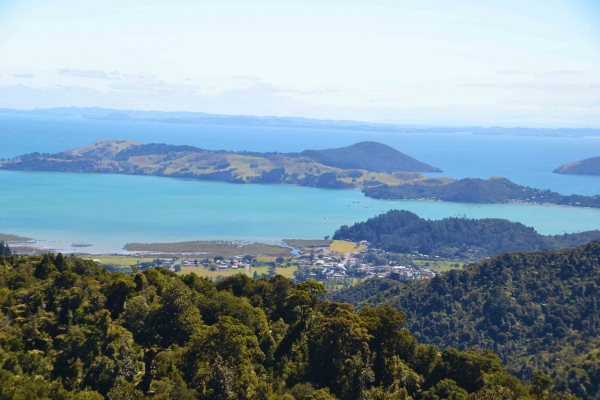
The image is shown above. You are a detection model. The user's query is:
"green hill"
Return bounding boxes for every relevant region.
[363,176,600,208]
[0,251,564,399]
[299,141,442,173]
[331,241,600,398]
[333,210,600,259]
[0,139,428,190]
[554,156,600,176]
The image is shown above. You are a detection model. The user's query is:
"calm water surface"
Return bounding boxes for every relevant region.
[1,114,600,253]
[1,170,599,253]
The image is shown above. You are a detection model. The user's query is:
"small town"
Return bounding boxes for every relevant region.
[120,239,438,288]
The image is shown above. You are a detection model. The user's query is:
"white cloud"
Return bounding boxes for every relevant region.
[534,70,583,76]
[497,70,528,75]
[13,73,34,78]
[232,75,262,81]
[58,68,118,80]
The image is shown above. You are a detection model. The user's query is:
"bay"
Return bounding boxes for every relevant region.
[1,114,600,195]
[1,170,599,254]
[1,113,600,254]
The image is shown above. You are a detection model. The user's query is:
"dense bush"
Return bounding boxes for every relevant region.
[0,253,559,399]
[333,241,600,398]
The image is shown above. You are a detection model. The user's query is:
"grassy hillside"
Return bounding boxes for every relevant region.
[0,139,433,190]
[299,141,442,173]
[333,210,600,259]
[331,241,600,397]
[554,156,600,176]
[0,251,563,399]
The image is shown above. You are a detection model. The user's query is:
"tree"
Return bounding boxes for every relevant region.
[422,379,468,400]
[34,253,57,279]
[0,241,11,256]
[209,354,233,400]
[531,372,554,400]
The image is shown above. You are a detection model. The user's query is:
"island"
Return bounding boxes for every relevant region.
[3,106,600,137]
[363,176,600,208]
[554,156,600,176]
[0,139,439,189]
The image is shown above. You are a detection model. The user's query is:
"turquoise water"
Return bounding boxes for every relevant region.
[1,114,600,253]
[1,170,599,254]
[1,114,600,195]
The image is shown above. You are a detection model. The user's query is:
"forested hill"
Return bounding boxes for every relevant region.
[333,210,600,259]
[298,142,442,173]
[331,242,600,399]
[363,176,600,208]
[554,156,600,176]
[0,253,567,400]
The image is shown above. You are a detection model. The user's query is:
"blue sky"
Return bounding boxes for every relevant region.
[0,0,599,127]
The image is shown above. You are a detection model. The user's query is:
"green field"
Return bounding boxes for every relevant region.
[178,266,247,279]
[178,265,298,280]
[79,254,156,268]
[413,259,466,272]
[329,240,365,253]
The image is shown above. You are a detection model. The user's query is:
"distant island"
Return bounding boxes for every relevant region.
[2,106,600,137]
[363,176,600,208]
[0,139,439,189]
[554,156,600,176]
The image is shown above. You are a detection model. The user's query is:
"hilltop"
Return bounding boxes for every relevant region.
[333,210,600,259]
[298,141,442,173]
[330,241,600,398]
[0,139,436,190]
[554,156,600,176]
[363,176,600,208]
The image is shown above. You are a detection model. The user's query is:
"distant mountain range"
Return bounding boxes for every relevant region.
[2,106,600,137]
[554,156,600,176]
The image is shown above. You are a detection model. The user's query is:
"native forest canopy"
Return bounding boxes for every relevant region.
[0,250,582,400]
[333,210,600,259]
[363,177,600,209]
[331,242,600,399]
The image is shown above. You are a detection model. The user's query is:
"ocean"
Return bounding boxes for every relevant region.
[1,113,599,253]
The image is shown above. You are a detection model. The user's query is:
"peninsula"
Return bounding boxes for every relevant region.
[553,156,600,176]
[363,176,600,208]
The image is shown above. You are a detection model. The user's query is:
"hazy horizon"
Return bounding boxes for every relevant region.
[1,0,600,128]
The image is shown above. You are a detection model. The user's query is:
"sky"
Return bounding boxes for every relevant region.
[0,0,599,127]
